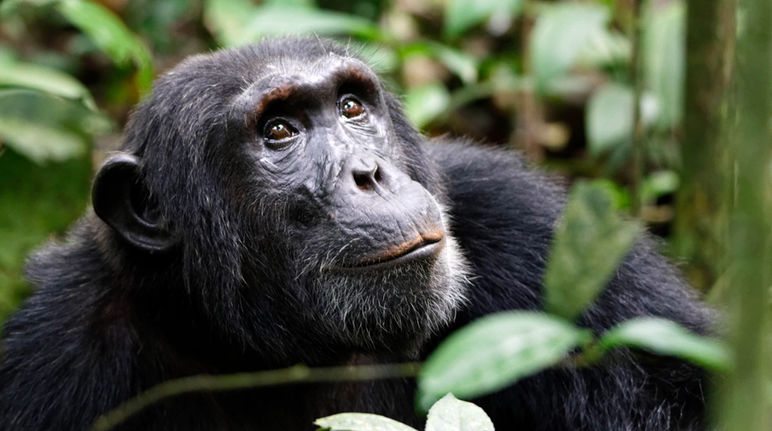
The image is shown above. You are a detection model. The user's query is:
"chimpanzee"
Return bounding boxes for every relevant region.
[0,38,712,430]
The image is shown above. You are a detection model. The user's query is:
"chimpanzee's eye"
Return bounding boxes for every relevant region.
[339,97,365,119]
[263,119,297,142]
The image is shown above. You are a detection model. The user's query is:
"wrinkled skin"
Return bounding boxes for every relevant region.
[0,38,712,431]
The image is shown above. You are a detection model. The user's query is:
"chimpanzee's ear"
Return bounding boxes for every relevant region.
[92,153,177,253]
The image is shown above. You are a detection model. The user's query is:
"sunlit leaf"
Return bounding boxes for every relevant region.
[403,84,450,129]
[425,394,494,431]
[243,5,382,43]
[400,42,479,84]
[643,1,685,128]
[530,3,609,94]
[429,44,478,84]
[0,89,111,163]
[417,311,591,411]
[599,317,731,372]
[641,171,679,203]
[203,0,258,47]
[444,0,522,38]
[578,28,630,68]
[0,57,96,109]
[56,0,154,92]
[314,413,417,431]
[543,181,642,321]
[586,82,658,155]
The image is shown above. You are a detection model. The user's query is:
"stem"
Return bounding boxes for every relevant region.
[91,362,422,431]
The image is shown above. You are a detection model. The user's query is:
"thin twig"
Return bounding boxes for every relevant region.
[91,362,422,431]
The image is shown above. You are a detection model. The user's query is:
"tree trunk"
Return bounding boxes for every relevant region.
[673,0,735,290]
[718,0,772,428]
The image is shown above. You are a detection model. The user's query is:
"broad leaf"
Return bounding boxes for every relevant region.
[641,171,679,203]
[543,181,642,320]
[314,413,417,431]
[530,3,609,94]
[599,317,731,372]
[0,89,111,163]
[444,0,522,38]
[56,0,154,92]
[586,82,658,155]
[0,58,96,108]
[425,394,494,431]
[417,311,591,411]
[203,0,257,48]
[400,42,479,84]
[643,1,685,128]
[403,84,450,129]
[242,5,382,43]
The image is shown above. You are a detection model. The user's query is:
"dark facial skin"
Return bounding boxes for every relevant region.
[232,56,445,269]
[212,54,468,354]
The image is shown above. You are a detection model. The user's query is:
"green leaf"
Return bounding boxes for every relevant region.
[641,170,679,203]
[543,181,642,321]
[428,43,478,84]
[586,82,658,155]
[242,5,382,44]
[314,413,418,431]
[577,28,630,68]
[400,42,479,84]
[444,0,522,38]
[0,89,111,163]
[643,1,685,128]
[417,311,591,411]
[203,0,258,47]
[403,84,450,129]
[0,57,96,108]
[56,0,154,92]
[425,394,494,431]
[530,3,609,94]
[599,317,731,372]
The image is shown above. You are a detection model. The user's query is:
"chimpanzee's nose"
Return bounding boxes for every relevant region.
[350,159,385,192]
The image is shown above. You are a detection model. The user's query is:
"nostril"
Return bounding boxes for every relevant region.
[354,172,375,191]
[373,166,382,184]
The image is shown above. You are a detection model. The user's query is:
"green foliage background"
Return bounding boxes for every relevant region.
[0,0,769,429]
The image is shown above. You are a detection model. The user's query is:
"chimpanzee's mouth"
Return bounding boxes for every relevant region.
[343,231,445,270]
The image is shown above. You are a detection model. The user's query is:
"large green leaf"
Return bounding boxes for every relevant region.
[425,394,494,431]
[203,0,260,48]
[0,89,111,163]
[599,317,731,372]
[643,1,685,128]
[543,181,642,321]
[56,0,154,92]
[243,5,382,41]
[417,311,591,411]
[444,0,522,38]
[586,82,658,156]
[401,42,479,84]
[530,3,609,94]
[204,0,382,47]
[314,413,417,431]
[403,84,450,129]
[0,57,96,108]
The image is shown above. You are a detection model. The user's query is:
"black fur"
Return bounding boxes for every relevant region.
[0,38,711,430]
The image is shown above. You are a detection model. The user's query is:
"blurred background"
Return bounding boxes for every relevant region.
[0,0,709,320]
[0,0,770,427]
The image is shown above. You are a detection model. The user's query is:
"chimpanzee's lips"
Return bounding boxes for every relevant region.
[346,230,445,270]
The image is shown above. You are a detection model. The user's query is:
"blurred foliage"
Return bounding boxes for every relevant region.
[0,0,694,318]
[0,0,767,429]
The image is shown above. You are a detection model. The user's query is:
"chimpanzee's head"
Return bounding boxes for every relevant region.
[92,38,468,359]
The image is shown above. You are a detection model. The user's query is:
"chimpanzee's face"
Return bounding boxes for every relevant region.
[225,53,468,351]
